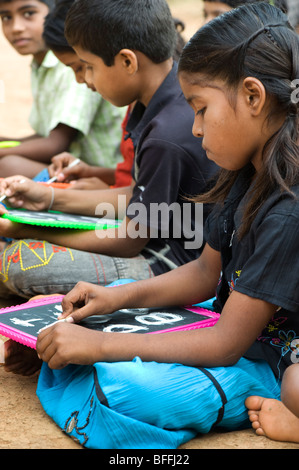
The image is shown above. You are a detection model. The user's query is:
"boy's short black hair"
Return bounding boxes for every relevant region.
[0,0,55,8]
[43,0,75,53]
[65,0,177,66]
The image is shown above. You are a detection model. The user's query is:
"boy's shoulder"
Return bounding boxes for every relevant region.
[31,50,60,71]
[144,90,196,144]
[130,63,202,151]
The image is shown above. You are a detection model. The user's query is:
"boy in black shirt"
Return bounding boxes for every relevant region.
[0,0,217,298]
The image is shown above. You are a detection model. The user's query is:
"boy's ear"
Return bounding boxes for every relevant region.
[116,49,138,76]
[242,77,266,116]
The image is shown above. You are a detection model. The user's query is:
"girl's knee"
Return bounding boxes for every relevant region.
[283,363,299,385]
[281,364,299,417]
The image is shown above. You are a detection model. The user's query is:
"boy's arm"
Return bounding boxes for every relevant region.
[0,179,144,255]
[49,185,132,218]
[0,215,150,257]
[0,124,78,162]
[0,176,132,218]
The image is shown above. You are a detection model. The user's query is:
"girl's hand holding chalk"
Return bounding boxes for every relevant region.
[38,316,74,334]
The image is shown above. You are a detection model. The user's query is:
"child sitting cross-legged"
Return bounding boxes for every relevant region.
[0,0,217,302]
[3,1,299,449]
[0,0,124,178]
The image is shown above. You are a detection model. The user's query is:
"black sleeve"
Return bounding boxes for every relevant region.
[234,210,299,312]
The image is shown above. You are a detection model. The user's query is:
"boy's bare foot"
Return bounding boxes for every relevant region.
[3,339,42,376]
[245,396,299,444]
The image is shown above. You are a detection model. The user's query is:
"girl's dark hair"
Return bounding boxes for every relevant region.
[65,0,177,66]
[179,2,299,237]
[43,0,75,53]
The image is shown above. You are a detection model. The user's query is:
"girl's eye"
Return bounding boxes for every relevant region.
[23,10,36,18]
[196,107,206,116]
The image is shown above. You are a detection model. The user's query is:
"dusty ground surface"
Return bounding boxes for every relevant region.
[0,0,298,452]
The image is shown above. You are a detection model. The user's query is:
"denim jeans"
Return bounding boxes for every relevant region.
[0,239,155,299]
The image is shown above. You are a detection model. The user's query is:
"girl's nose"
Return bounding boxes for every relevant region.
[192,117,203,138]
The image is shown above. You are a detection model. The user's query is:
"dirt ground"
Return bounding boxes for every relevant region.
[0,0,298,452]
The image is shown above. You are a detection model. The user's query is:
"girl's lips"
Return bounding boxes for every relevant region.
[13,38,31,47]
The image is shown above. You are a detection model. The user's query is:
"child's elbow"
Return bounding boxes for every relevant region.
[204,343,244,368]
[221,354,242,367]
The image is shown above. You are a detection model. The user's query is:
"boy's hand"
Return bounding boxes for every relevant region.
[48,152,76,179]
[49,152,92,182]
[0,176,51,211]
[60,281,117,323]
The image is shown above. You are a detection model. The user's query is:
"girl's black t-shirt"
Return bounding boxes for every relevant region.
[205,165,299,379]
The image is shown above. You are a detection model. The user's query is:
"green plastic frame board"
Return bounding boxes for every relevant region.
[1,208,121,230]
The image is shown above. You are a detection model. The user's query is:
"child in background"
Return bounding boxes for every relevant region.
[287,0,299,32]
[41,0,133,190]
[44,6,187,191]
[39,0,127,189]
[202,0,288,24]
[0,0,217,300]
[0,0,124,178]
[30,2,298,448]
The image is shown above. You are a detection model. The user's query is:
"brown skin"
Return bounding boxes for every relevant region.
[48,152,113,189]
[246,395,299,444]
[0,175,142,255]
[0,48,174,254]
[48,51,115,189]
[2,37,298,444]
[245,363,299,444]
[0,1,79,177]
[202,1,231,25]
[35,252,277,370]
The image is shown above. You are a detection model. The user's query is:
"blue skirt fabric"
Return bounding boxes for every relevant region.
[36,356,281,449]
